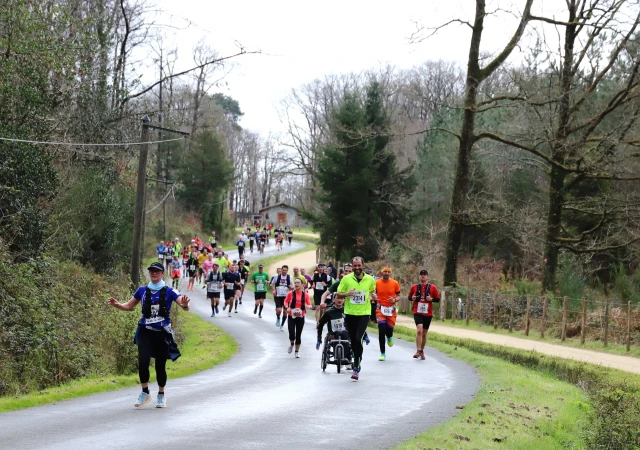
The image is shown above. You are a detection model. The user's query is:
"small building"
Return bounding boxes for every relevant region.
[258,203,307,228]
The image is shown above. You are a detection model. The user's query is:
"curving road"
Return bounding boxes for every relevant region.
[0,240,480,450]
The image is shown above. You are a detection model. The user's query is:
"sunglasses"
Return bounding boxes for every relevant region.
[149,269,164,274]
[344,263,353,267]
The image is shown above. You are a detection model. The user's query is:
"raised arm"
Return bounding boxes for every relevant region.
[108,296,139,311]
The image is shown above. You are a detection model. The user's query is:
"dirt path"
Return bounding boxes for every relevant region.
[272,250,640,374]
[267,250,317,276]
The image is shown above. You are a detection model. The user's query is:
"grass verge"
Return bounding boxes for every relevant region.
[0,310,237,413]
[379,324,640,449]
[397,312,640,358]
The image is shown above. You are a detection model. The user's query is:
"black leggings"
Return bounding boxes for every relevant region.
[345,315,370,370]
[288,316,305,345]
[137,327,168,387]
[378,322,394,353]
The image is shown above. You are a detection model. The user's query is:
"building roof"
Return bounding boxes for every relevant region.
[258,202,299,213]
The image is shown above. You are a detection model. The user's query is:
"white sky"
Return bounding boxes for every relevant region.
[146,0,559,136]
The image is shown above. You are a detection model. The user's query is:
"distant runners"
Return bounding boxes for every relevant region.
[108,262,190,409]
[408,269,440,360]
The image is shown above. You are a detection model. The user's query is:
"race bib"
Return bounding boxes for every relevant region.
[291,308,303,318]
[146,305,165,324]
[381,305,395,316]
[276,286,289,297]
[417,302,430,314]
[208,282,221,292]
[189,265,196,271]
[225,282,235,290]
[158,254,164,259]
[257,282,265,291]
[350,290,366,305]
[331,318,345,332]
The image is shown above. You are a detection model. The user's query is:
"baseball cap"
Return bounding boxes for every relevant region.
[419,269,429,275]
[147,262,165,272]
[258,264,264,268]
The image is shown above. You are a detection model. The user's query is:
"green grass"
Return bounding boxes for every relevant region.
[404,310,640,358]
[0,310,237,413]
[381,324,589,449]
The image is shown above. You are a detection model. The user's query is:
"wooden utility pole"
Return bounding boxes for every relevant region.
[131,116,151,286]
[524,295,531,336]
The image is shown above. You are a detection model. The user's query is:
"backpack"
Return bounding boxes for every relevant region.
[142,287,168,320]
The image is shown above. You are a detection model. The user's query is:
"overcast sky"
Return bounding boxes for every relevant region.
[147,0,558,136]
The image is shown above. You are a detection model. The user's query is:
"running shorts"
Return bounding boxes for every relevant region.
[255,291,267,300]
[198,268,204,275]
[224,289,235,300]
[376,309,397,327]
[274,296,285,309]
[171,270,181,279]
[413,314,433,329]
[188,270,196,278]
[207,292,221,299]
[313,291,324,306]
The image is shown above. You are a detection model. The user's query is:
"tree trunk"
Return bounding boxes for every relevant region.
[542,167,566,292]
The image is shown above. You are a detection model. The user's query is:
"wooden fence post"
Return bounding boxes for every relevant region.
[441,290,446,322]
[604,298,610,347]
[541,295,548,338]
[452,289,457,323]
[525,295,531,336]
[493,295,498,329]
[509,296,514,333]
[580,297,587,345]
[466,291,471,326]
[627,301,632,352]
[479,296,484,327]
[561,296,568,342]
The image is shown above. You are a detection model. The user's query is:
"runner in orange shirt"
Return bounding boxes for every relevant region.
[374,267,401,361]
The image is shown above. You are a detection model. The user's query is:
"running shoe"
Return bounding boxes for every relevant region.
[379,353,386,361]
[156,394,166,408]
[235,309,238,314]
[280,325,284,332]
[387,337,394,347]
[134,391,151,408]
[239,300,243,305]
[215,306,219,314]
[258,314,262,318]
[413,351,421,359]
[420,350,426,360]
[364,335,370,345]
[228,312,231,317]
[351,369,360,381]
[210,312,215,317]
[253,309,257,315]
[276,317,281,327]
[295,352,300,358]
[288,344,294,354]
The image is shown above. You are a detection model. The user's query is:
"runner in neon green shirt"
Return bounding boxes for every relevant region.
[251,264,270,318]
[215,253,230,273]
[336,256,377,381]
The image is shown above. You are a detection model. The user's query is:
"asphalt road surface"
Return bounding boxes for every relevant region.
[0,240,480,450]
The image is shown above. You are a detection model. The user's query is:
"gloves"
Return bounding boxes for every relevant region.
[316,341,321,350]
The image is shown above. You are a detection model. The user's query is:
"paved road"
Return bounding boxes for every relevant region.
[0,241,480,450]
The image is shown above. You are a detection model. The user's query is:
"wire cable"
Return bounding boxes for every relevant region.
[146,185,175,214]
[0,136,186,147]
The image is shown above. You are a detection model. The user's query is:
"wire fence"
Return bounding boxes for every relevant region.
[396,289,640,352]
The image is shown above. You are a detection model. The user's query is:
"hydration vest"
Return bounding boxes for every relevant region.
[142,287,168,320]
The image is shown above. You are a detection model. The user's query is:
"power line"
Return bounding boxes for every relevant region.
[146,184,175,214]
[0,136,186,147]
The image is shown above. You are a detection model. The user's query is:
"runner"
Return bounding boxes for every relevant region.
[181,247,189,278]
[408,269,440,360]
[237,234,246,257]
[271,265,293,331]
[164,243,173,272]
[283,278,312,358]
[209,231,217,249]
[312,263,330,322]
[202,253,215,279]
[374,267,401,361]
[157,241,167,264]
[205,262,223,317]
[231,261,243,313]
[270,267,281,286]
[170,255,181,289]
[316,294,351,368]
[251,264,269,318]
[238,256,250,304]
[197,249,208,287]
[215,250,230,274]
[275,231,283,251]
[286,228,293,246]
[248,231,256,254]
[259,230,266,253]
[222,264,241,317]
[107,262,189,408]
[292,267,307,291]
[300,268,312,291]
[336,257,377,381]
[186,250,198,291]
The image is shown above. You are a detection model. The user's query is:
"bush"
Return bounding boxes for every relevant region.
[0,246,139,397]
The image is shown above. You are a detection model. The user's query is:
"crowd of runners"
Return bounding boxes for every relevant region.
[109,227,440,408]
